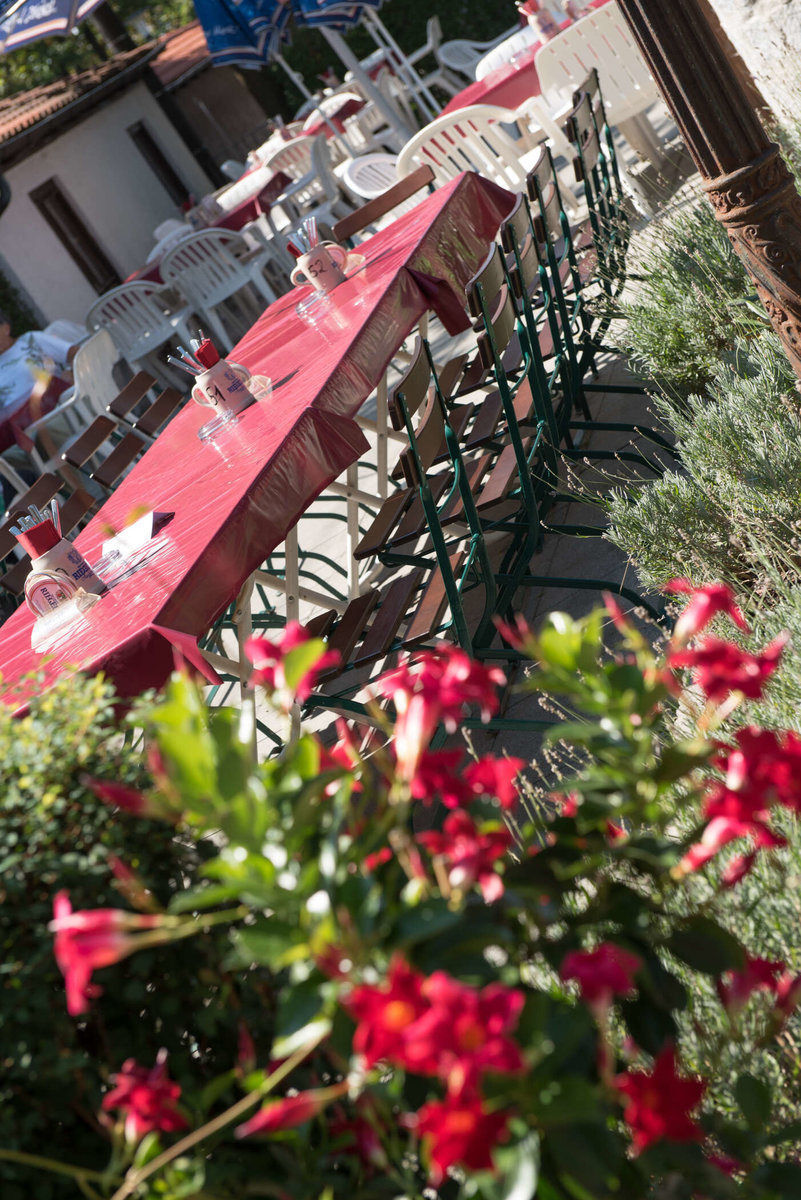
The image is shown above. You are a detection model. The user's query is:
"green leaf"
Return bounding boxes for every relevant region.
[271,1016,331,1061]
[751,1163,801,1198]
[168,883,245,913]
[666,916,746,975]
[532,1077,602,1128]
[734,1073,772,1132]
[282,640,330,695]
[769,1120,801,1146]
[496,1132,539,1200]
[394,899,461,945]
[227,918,307,969]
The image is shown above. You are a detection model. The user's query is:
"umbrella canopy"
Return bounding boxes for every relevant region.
[195,0,415,144]
[0,0,106,52]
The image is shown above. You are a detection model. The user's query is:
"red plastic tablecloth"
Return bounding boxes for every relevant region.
[0,172,516,707]
[441,0,610,116]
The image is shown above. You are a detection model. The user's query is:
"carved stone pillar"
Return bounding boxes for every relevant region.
[616,0,801,383]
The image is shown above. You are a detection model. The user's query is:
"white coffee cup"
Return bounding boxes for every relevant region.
[290,242,348,293]
[192,361,253,413]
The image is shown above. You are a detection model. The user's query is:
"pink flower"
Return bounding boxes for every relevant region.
[413,1094,511,1184]
[667,634,787,702]
[717,955,784,1018]
[772,972,801,1028]
[50,892,164,1015]
[84,777,151,816]
[464,756,526,810]
[377,646,505,781]
[603,592,633,634]
[666,580,749,644]
[560,943,641,1009]
[418,811,512,902]
[615,1044,706,1153]
[102,1050,187,1142]
[235,1091,330,1138]
[675,814,786,879]
[717,726,801,814]
[494,613,534,650]
[245,623,340,706]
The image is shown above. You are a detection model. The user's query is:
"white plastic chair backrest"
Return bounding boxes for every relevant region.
[44,319,87,344]
[71,329,120,417]
[308,135,343,206]
[221,159,246,181]
[396,105,528,191]
[475,27,538,80]
[302,91,362,131]
[535,1,659,123]
[340,153,400,200]
[160,229,251,307]
[87,283,182,360]
[260,136,315,182]
[437,40,488,79]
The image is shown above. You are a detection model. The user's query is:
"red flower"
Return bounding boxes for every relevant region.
[615,1044,706,1153]
[666,579,749,644]
[235,1090,331,1138]
[560,942,641,1009]
[418,811,512,903]
[667,634,786,702]
[773,972,801,1028]
[404,973,525,1088]
[720,851,756,888]
[329,1100,388,1170]
[717,726,801,814]
[245,623,340,706]
[603,592,634,634]
[464,756,526,810]
[675,814,786,878]
[377,646,505,780]
[346,956,429,1067]
[717,955,784,1018]
[414,1094,511,1184]
[410,750,472,807]
[50,891,163,1015]
[494,613,533,651]
[102,1050,187,1142]
[363,846,393,873]
[84,777,150,817]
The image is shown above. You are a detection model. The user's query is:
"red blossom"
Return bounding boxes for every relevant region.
[675,814,786,879]
[557,793,580,818]
[667,634,786,702]
[603,592,634,634]
[417,811,512,903]
[50,891,163,1015]
[235,1090,330,1138]
[560,942,641,1008]
[376,646,505,780]
[494,613,534,650]
[720,851,756,888]
[245,623,340,706]
[464,756,526,810]
[84,777,150,816]
[410,750,472,807]
[717,726,801,814]
[717,955,784,1018]
[329,1100,388,1170]
[346,956,429,1067]
[101,1050,187,1142]
[414,1094,511,1184]
[666,579,749,644]
[363,846,393,873]
[772,972,801,1029]
[615,1044,706,1153]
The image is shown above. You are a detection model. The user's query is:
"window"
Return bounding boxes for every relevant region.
[30,179,120,295]
[128,121,190,206]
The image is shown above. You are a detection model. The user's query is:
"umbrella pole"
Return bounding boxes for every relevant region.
[361,9,439,120]
[319,25,413,149]
[274,52,356,154]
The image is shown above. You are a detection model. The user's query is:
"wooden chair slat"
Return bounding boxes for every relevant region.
[134,387,184,437]
[91,432,146,489]
[58,488,96,534]
[354,569,424,664]
[332,164,434,244]
[404,550,465,646]
[324,589,381,669]
[305,609,337,640]
[61,416,117,469]
[106,372,157,420]
[355,488,413,560]
[0,558,30,596]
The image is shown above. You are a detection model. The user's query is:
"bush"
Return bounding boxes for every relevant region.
[0,671,272,1199]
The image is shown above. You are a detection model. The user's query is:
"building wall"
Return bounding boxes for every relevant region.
[0,81,213,325]
[710,0,801,122]
[171,68,273,167]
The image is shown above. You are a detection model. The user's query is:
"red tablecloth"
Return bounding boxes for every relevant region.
[441,0,610,116]
[0,172,516,707]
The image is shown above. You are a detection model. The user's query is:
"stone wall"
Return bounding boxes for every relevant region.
[710,0,801,120]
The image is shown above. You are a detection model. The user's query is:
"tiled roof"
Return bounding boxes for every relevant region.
[0,23,210,151]
[0,44,153,146]
[150,21,211,89]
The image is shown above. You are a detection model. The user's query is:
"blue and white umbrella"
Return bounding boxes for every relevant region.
[0,0,106,52]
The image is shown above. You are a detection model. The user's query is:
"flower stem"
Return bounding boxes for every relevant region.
[0,1148,107,1185]
[108,1024,330,1200]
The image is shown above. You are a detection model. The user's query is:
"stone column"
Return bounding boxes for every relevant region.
[617,0,801,385]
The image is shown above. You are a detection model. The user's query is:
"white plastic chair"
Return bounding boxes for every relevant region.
[44,319,88,344]
[475,27,539,80]
[23,329,121,446]
[86,281,195,377]
[396,104,549,192]
[405,17,462,98]
[436,29,520,81]
[221,159,246,181]
[159,229,277,353]
[338,153,400,202]
[535,1,664,165]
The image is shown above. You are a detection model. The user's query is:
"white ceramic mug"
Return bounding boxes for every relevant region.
[192,361,253,414]
[290,242,348,293]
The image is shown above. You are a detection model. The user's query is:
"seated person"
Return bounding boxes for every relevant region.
[0,308,77,415]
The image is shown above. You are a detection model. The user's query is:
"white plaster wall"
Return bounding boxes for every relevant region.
[710,0,801,122]
[0,81,213,324]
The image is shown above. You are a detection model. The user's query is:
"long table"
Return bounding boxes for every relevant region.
[0,172,515,707]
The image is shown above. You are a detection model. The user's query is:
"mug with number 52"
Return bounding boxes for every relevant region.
[290,242,348,293]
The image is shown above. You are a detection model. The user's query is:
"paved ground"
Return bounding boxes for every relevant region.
[210,100,700,772]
